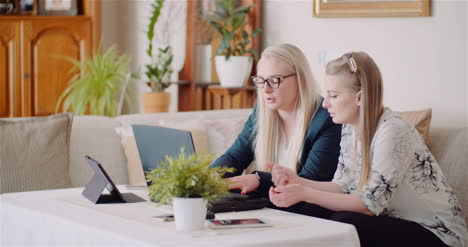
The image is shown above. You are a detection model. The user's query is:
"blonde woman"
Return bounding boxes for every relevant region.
[210,43,342,197]
[269,52,467,247]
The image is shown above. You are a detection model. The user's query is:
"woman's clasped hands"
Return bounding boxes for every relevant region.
[268,162,306,207]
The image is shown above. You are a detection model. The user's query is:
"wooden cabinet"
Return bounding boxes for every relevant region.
[0,21,21,117]
[0,17,91,117]
[0,0,99,117]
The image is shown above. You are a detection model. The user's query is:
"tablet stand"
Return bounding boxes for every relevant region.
[82,171,126,204]
[82,155,145,204]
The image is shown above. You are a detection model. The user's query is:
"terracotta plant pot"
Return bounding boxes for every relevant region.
[141,92,171,113]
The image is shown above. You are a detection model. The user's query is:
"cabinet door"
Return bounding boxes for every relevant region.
[22,19,91,116]
[0,21,21,117]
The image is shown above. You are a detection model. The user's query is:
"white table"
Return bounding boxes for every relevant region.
[1,187,360,246]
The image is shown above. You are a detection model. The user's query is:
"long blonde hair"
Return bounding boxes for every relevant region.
[326,52,383,190]
[254,44,321,173]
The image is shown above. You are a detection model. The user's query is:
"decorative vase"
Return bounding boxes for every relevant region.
[172,197,207,231]
[195,44,212,83]
[141,92,171,113]
[215,56,253,88]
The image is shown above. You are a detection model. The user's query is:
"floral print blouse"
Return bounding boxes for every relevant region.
[332,108,467,247]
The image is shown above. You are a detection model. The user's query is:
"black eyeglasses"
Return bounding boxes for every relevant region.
[251,73,296,89]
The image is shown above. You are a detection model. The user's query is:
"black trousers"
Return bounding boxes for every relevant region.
[269,202,449,247]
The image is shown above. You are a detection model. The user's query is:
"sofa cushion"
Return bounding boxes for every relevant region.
[396,108,432,144]
[159,119,210,153]
[203,117,248,155]
[428,127,468,225]
[0,113,73,193]
[121,136,147,186]
[69,116,127,187]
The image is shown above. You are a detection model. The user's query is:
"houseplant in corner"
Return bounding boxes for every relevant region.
[209,0,262,88]
[146,148,234,231]
[55,44,137,117]
[142,0,174,113]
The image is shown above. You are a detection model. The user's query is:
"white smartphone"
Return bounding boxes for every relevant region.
[206,218,272,229]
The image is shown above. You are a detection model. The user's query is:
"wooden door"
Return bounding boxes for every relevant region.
[22,18,91,116]
[0,21,21,117]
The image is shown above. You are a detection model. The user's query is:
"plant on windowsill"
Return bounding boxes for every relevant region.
[208,0,262,88]
[55,44,138,117]
[142,0,174,113]
[146,148,234,231]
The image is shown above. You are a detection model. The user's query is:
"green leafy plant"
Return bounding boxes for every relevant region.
[145,0,173,93]
[146,148,235,205]
[55,45,137,117]
[208,0,262,60]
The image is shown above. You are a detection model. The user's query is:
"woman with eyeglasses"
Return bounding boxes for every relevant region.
[268,52,467,247]
[210,43,342,198]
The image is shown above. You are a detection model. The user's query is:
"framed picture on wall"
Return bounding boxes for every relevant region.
[313,0,431,18]
[38,0,78,15]
[18,0,38,15]
[0,0,15,15]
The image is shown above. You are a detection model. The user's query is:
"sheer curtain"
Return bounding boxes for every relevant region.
[115,0,187,113]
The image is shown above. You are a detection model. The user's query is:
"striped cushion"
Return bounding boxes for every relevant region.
[0,113,73,193]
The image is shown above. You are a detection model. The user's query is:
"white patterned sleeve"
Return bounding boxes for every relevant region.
[359,122,415,215]
[332,125,354,194]
[332,152,351,193]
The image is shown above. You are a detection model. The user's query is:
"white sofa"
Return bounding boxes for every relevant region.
[2,108,467,233]
[66,109,467,224]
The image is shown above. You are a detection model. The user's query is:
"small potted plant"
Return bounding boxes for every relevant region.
[208,0,262,88]
[142,0,174,113]
[146,148,234,231]
[56,44,137,117]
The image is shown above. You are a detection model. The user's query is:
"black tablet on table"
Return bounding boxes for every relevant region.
[82,155,145,204]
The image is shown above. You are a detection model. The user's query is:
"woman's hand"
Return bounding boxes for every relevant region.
[269,184,306,208]
[267,162,301,186]
[227,174,260,195]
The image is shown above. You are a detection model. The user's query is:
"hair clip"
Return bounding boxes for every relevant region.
[348,57,357,73]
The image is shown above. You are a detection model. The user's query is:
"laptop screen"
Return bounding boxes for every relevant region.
[132,125,195,173]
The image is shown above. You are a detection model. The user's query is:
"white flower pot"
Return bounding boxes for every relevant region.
[172,197,207,231]
[215,56,253,88]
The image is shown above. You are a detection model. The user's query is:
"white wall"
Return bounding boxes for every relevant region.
[263,0,467,129]
[101,0,121,50]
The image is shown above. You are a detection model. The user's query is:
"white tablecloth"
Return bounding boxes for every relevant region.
[1,187,360,246]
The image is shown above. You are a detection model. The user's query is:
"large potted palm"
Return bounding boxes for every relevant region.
[55,45,136,117]
[142,0,174,113]
[209,0,262,88]
[146,149,234,231]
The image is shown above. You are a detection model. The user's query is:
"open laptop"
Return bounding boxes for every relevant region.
[131,124,195,174]
[132,124,269,213]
